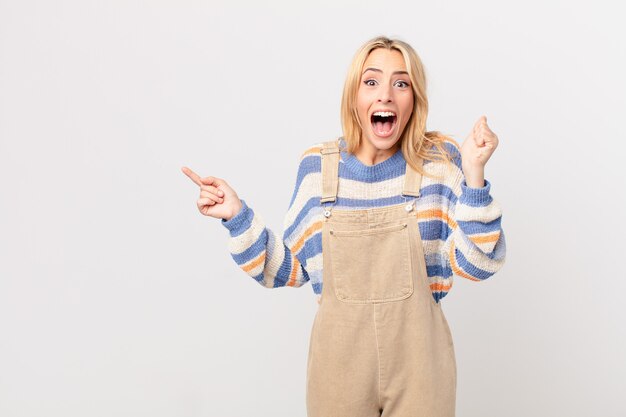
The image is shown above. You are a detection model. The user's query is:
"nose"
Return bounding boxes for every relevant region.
[377,83,393,103]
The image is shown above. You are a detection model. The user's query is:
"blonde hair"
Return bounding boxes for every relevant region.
[340,35,454,176]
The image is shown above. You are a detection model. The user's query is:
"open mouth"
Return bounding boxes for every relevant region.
[370,111,397,137]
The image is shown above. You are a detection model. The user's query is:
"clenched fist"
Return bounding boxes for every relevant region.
[460,115,499,187]
[181,166,243,221]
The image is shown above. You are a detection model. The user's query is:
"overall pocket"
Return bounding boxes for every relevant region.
[328,222,413,303]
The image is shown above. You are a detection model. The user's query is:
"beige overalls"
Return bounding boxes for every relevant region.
[306,139,457,417]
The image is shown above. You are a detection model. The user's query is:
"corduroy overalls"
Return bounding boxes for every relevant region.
[306,139,457,417]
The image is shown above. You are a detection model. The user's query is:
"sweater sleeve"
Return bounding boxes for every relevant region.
[220,154,311,289]
[442,142,507,281]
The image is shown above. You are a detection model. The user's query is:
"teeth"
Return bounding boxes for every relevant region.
[373,111,396,117]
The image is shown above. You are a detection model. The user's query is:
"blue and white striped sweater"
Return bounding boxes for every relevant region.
[222,138,506,303]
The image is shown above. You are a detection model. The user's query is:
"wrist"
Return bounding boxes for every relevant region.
[224,200,243,221]
[221,199,252,235]
[462,164,485,188]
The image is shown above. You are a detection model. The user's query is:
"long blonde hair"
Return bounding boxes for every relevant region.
[340,35,454,176]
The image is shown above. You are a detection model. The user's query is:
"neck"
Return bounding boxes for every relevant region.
[354,139,400,166]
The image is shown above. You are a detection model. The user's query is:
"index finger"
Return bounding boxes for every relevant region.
[181,166,202,186]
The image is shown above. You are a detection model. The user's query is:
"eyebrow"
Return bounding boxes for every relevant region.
[362,67,409,76]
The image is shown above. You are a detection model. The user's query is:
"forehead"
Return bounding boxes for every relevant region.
[362,48,407,73]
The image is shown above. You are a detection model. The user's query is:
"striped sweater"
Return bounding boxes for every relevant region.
[221,137,506,304]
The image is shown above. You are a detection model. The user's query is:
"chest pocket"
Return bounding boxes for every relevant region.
[328,222,414,304]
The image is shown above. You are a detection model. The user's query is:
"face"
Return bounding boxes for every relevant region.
[356,48,414,154]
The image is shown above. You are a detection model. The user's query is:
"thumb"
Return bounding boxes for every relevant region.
[475,115,487,129]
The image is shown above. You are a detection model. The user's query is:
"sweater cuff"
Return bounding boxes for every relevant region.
[459,179,492,206]
[221,199,253,236]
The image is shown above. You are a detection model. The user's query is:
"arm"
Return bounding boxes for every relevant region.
[220,153,312,289]
[442,118,507,281]
[444,174,507,281]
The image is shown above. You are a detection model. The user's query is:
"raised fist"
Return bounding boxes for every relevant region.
[461,115,499,169]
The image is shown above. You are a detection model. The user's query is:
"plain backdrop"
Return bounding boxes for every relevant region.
[1,1,625,416]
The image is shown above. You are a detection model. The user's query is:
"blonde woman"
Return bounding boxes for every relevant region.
[183,36,506,417]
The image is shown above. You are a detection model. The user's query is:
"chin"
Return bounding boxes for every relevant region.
[363,131,401,151]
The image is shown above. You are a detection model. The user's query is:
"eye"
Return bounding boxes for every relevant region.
[394,80,410,88]
[364,79,378,86]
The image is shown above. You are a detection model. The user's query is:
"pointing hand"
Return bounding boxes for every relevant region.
[181,166,243,221]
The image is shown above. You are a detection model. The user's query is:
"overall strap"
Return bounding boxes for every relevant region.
[402,158,424,198]
[320,139,341,203]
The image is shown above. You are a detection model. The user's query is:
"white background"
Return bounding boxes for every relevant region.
[1,1,625,416]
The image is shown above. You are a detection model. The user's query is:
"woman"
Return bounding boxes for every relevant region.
[182,36,506,417]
